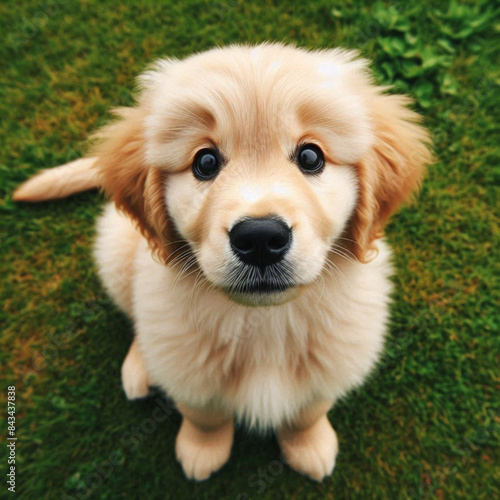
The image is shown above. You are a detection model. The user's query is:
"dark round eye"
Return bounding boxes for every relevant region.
[297,144,325,174]
[192,148,221,180]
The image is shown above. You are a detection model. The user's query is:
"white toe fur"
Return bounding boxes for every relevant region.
[175,419,234,481]
[121,340,150,400]
[278,415,338,481]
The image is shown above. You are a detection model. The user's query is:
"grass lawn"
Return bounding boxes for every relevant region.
[1,0,499,498]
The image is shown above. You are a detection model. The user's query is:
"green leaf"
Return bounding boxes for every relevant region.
[403,48,420,59]
[469,12,494,30]
[413,80,435,108]
[404,32,418,46]
[394,17,411,33]
[441,25,474,39]
[380,61,396,81]
[439,73,460,96]
[420,47,452,70]
[401,60,424,79]
[379,37,407,57]
[373,5,400,30]
[437,38,456,54]
[393,79,410,93]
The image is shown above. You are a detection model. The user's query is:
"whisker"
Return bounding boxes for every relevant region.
[330,245,357,265]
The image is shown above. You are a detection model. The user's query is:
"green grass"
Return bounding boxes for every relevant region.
[1,0,499,498]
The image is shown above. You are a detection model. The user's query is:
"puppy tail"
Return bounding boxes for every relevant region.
[13,157,99,202]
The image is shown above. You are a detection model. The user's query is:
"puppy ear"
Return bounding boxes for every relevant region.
[348,91,433,262]
[92,107,172,263]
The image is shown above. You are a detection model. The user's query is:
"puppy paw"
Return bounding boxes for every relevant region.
[121,342,149,400]
[176,418,233,481]
[278,415,338,481]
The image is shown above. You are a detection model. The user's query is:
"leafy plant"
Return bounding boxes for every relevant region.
[333,0,498,108]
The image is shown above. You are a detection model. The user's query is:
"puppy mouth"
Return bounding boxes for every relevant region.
[226,279,291,295]
[223,262,296,297]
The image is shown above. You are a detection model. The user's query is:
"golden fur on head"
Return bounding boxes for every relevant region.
[91,44,431,273]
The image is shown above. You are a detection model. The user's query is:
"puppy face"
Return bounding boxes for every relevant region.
[165,145,358,306]
[94,44,431,306]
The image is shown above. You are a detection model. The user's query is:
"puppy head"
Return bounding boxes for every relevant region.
[93,44,431,306]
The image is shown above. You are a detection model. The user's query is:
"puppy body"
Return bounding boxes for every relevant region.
[14,43,432,481]
[95,203,392,429]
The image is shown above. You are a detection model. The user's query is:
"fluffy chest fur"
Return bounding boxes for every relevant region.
[132,237,393,429]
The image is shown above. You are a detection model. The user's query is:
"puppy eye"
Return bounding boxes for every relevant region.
[192,148,222,181]
[296,144,325,174]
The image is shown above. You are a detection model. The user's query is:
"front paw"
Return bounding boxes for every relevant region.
[278,415,338,481]
[176,418,234,481]
[121,343,150,400]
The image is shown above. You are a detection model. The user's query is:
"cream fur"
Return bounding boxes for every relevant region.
[14,43,432,482]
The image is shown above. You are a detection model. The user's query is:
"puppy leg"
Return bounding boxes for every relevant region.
[121,338,150,400]
[277,401,338,481]
[176,403,234,481]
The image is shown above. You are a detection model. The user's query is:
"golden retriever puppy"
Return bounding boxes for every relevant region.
[14,43,432,481]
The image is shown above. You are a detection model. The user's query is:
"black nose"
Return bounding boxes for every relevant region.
[229,217,292,272]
